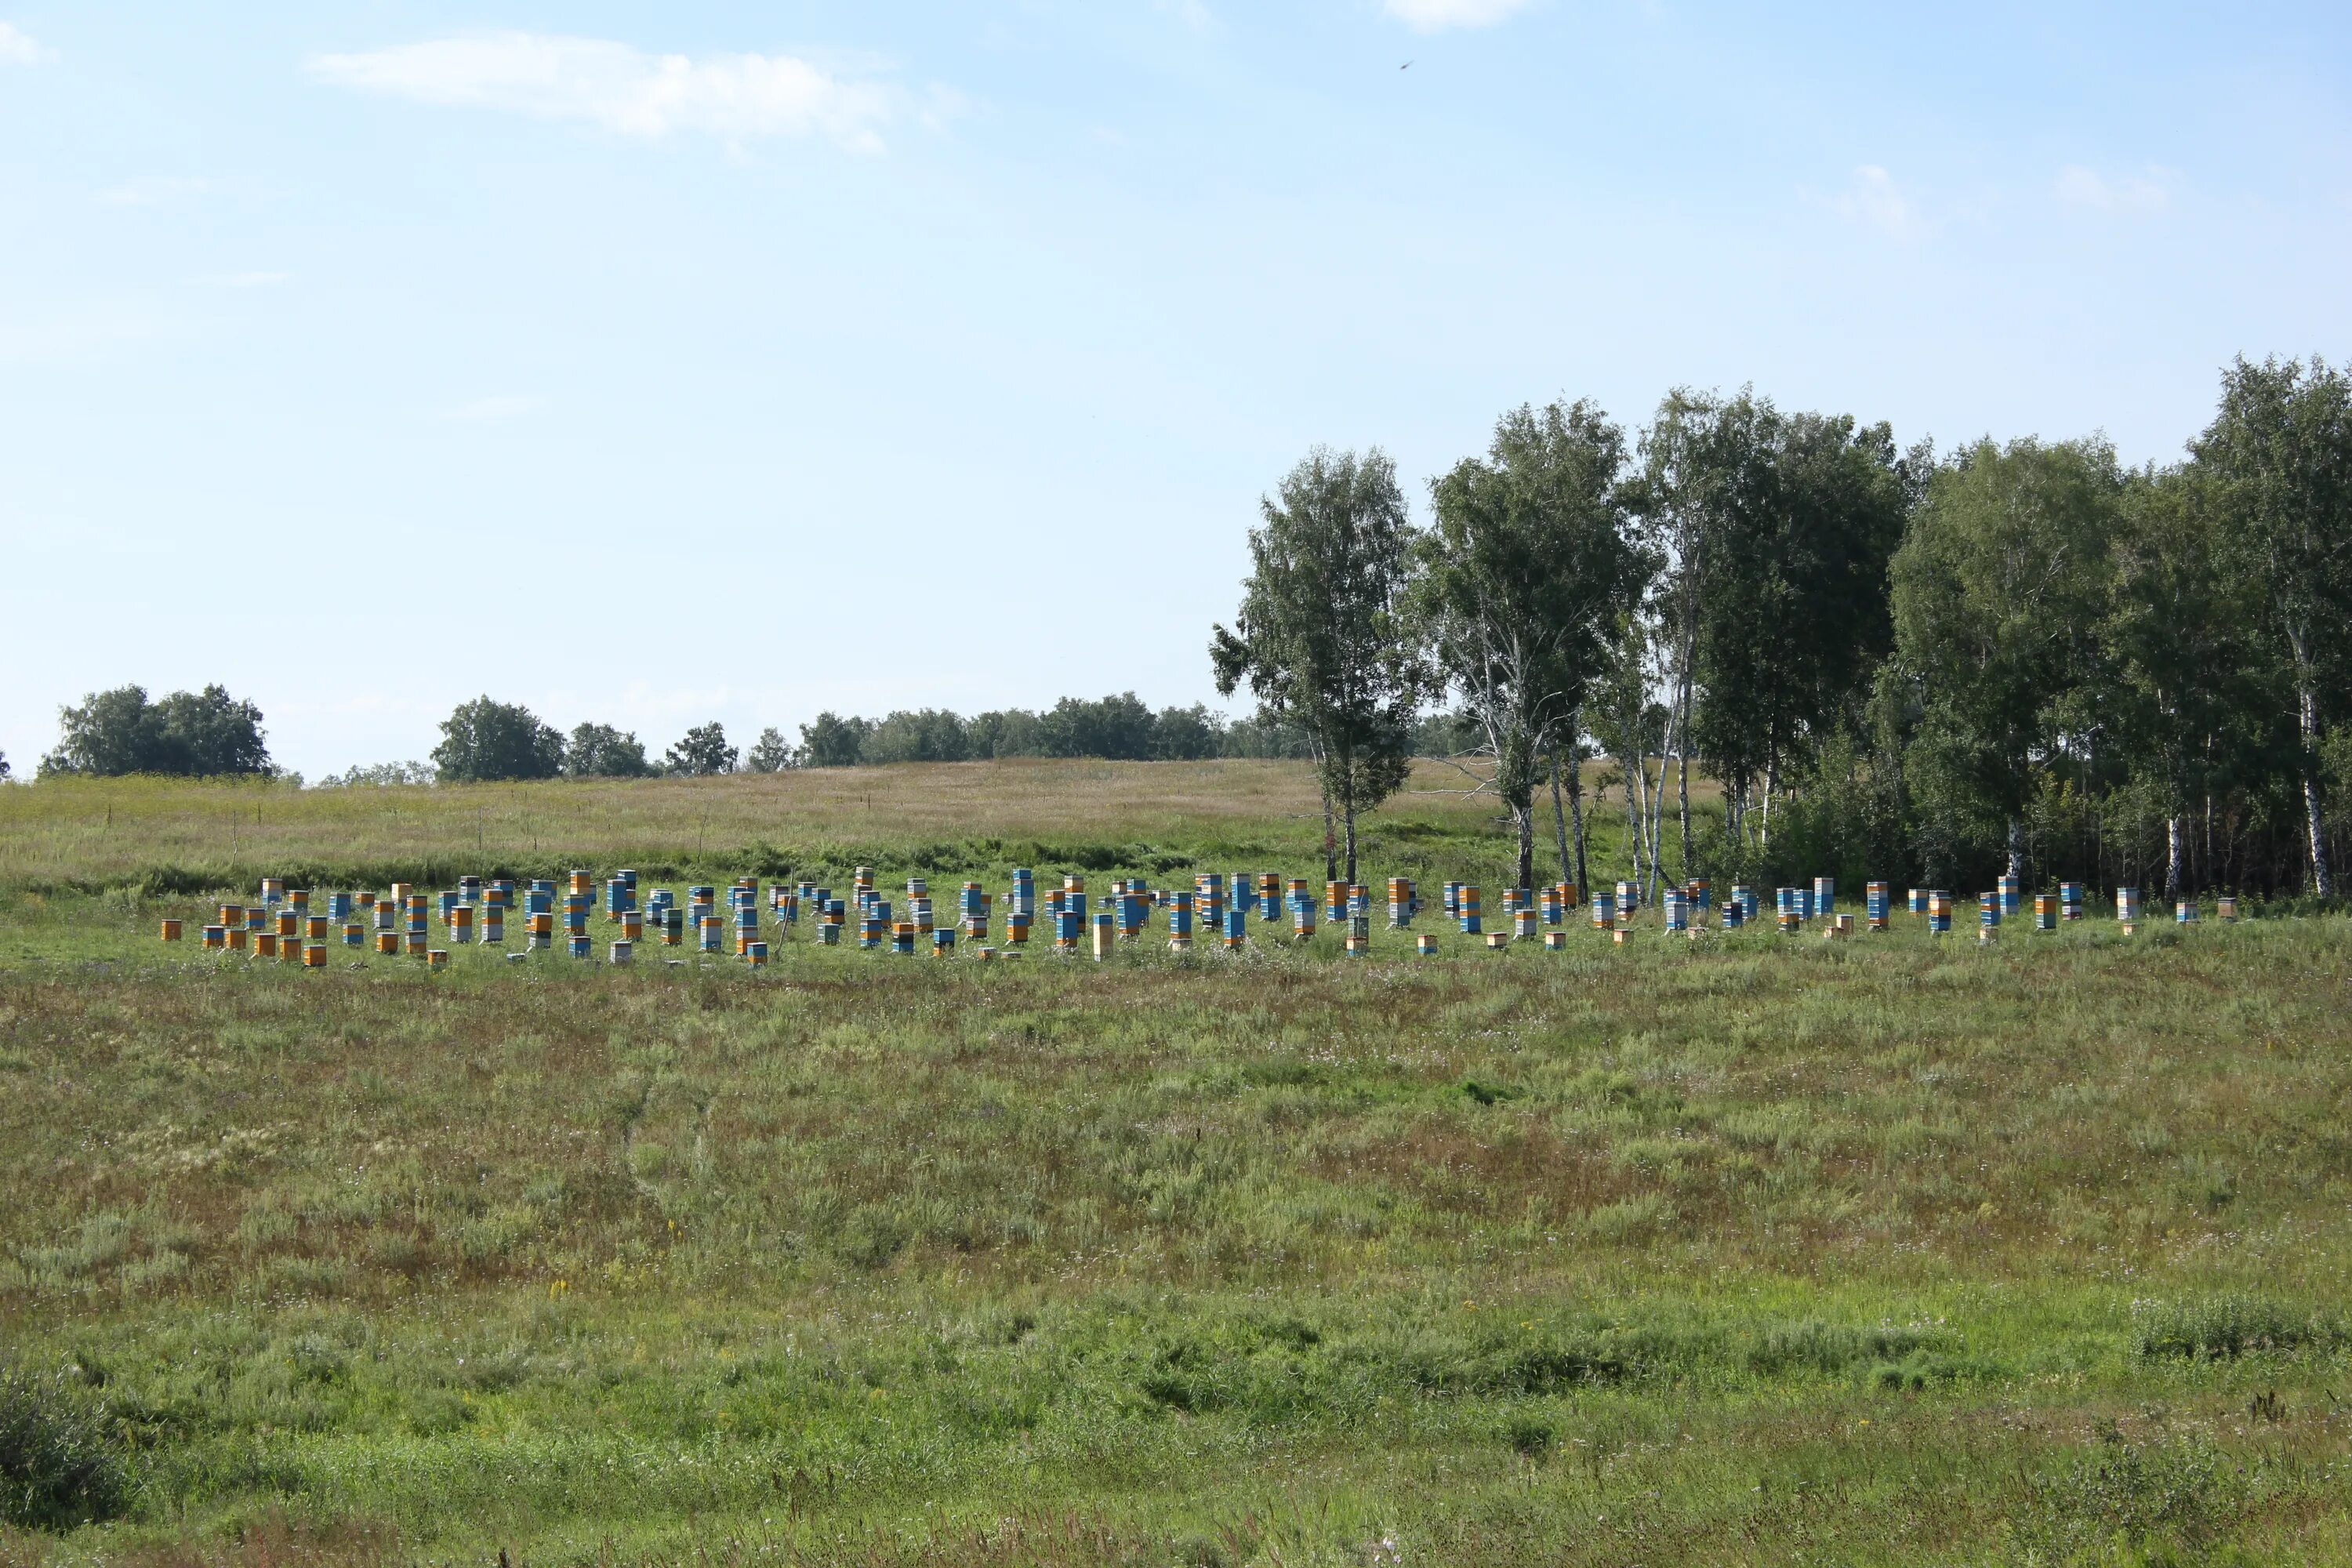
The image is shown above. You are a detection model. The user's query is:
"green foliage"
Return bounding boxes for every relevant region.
[1890,437,2123,884]
[1213,445,1430,880]
[0,1367,129,1531]
[2132,1296,2343,1359]
[430,696,564,782]
[1417,399,1638,887]
[2195,354,2352,896]
[742,726,795,773]
[663,722,736,777]
[315,760,435,788]
[1037,693,1153,760]
[40,684,272,779]
[862,709,972,764]
[2018,1436,2235,1559]
[566,722,652,779]
[789,698,1267,768]
[1671,396,1910,811]
[797,710,872,768]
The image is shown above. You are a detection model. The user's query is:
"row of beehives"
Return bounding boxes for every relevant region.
[151,867,2236,967]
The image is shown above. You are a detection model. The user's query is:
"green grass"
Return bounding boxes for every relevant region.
[2,763,2348,1564]
[0,760,1579,895]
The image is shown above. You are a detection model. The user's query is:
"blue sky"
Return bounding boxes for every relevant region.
[2,2,2347,777]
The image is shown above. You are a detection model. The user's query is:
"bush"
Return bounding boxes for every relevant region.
[2018,1436,2234,1558]
[0,1367,129,1530]
[2132,1295,2341,1359]
[1747,1319,1933,1376]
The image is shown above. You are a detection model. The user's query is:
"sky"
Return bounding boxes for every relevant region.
[2,1,2348,779]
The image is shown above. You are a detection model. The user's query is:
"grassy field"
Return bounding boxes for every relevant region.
[2,762,2350,1565]
[0,761,1540,894]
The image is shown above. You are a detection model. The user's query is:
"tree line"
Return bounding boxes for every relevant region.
[17,686,1444,787]
[1213,356,2352,901]
[422,692,1470,779]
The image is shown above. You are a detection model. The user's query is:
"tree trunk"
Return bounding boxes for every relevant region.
[1547,749,1573,890]
[2006,815,2025,881]
[1672,638,1695,880]
[1515,803,1534,896]
[1625,753,1646,893]
[1644,717,1671,904]
[1322,786,1338,885]
[2299,681,2334,898]
[1677,746,1692,883]
[1343,798,1359,887]
[2165,813,2184,902]
[1567,748,1591,902]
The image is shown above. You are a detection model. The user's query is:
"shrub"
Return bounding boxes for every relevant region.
[1748,1319,1933,1376]
[2132,1295,2341,1359]
[0,1367,129,1530]
[1504,1413,1556,1457]
[2018,1436,2233,1557]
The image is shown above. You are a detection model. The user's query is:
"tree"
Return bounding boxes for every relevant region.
[1038,693,1156,760]
[798,713,869,768]
[565,723,652,779]
[967,709,1045,759]
[1219,711,1316,759]
[1212,445,1428,884]
[666,723,737,777]
[1623,390,1733,887]
[431,697,564,782]
[2103,467,2285,897]
[2193,356,2352,897]
[863,710,971,764]
[744,727,797,772]
[42,686,157,776]
[1152,704,1224,760]
[0,750,10,780]
[154,686,274,775]
[1415,399,1637,893]
[318,760,435,787]
[42,684,271,777]
[1679,402,1910,858]
[1890,438,2121,884]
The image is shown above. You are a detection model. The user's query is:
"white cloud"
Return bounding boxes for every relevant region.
[1384,0,1533,31]
[0,21,53,65]
[2055,164,2171,216]
[444,395,538,422]
[307,32,895,153]
[1828,165,1924,239]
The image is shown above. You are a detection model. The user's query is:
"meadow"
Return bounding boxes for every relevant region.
[2,762,2350,1566]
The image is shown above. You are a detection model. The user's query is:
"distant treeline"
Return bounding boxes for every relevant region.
[421,694,1477,779]
[780,695,1472,768]
[16,685,1475,789]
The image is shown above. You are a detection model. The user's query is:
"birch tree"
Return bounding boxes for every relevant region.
[2193,356,2352,898]
[2102,467,2283,898]
[1890,438,2120,882]
[1212,447,1428,887]
[1414,401,1638,893]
